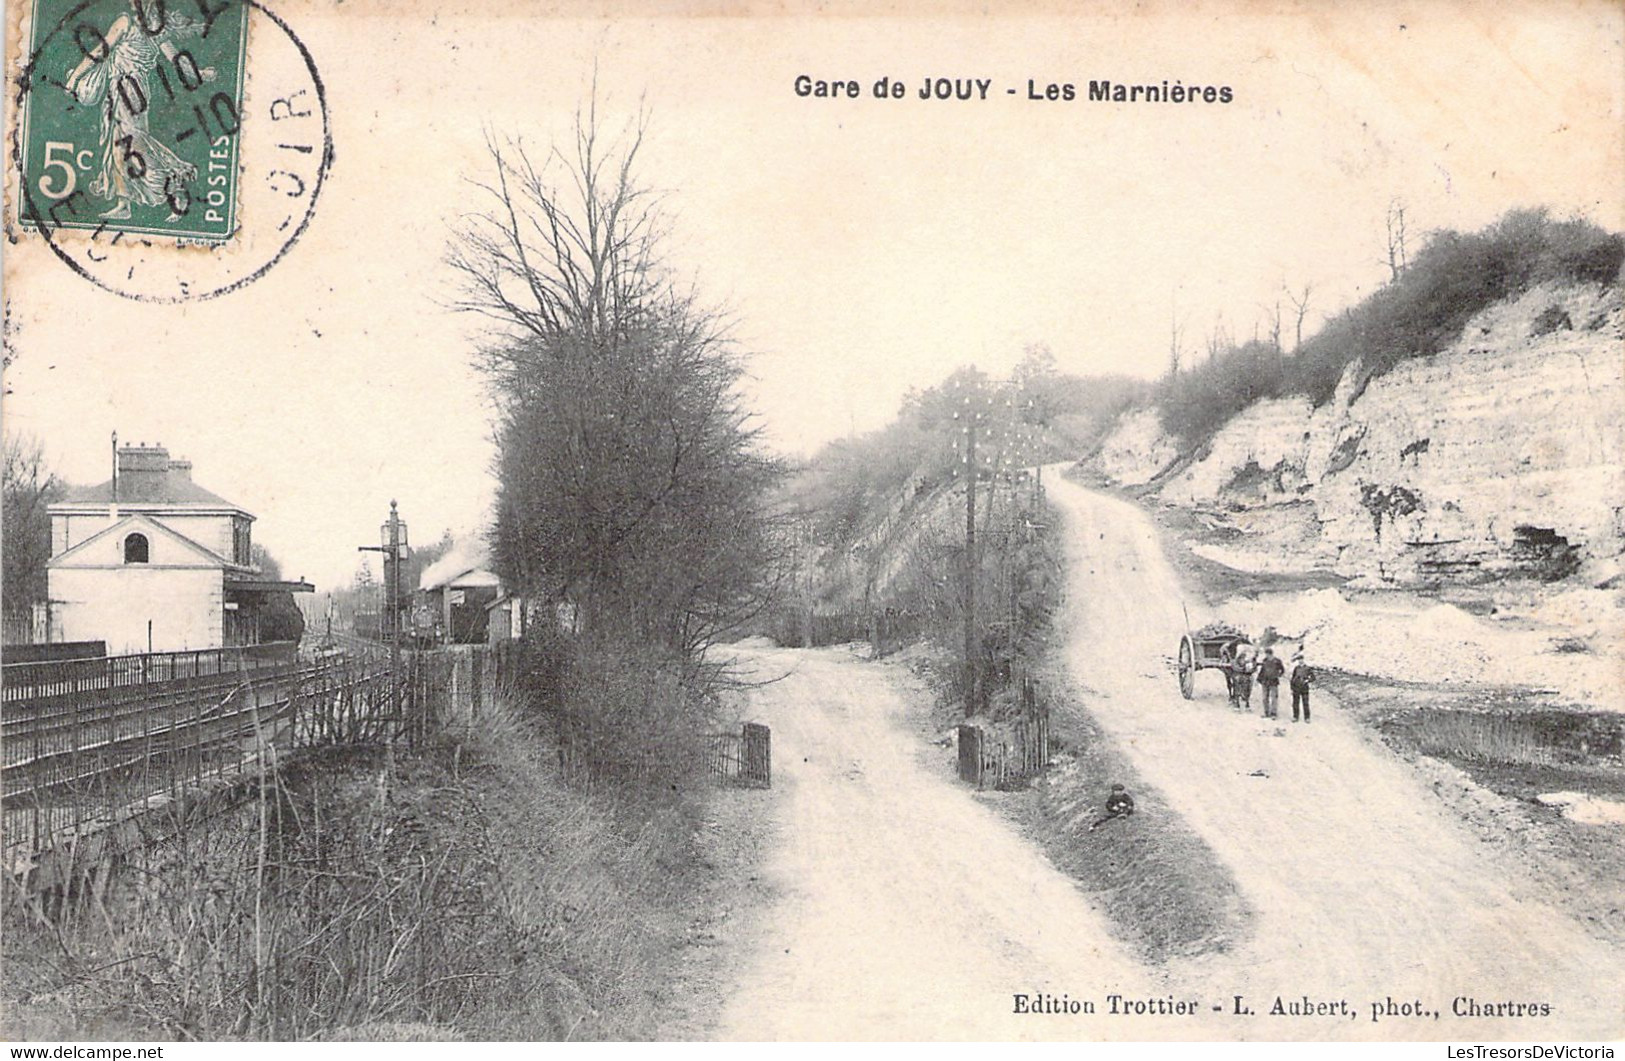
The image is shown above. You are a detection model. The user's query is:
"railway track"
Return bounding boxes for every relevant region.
[1,663,348,787]
[2,665,306,768]
[1,648,401,867]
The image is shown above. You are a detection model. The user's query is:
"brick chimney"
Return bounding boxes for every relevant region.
[167,458,192,481]
[117,442,170,494]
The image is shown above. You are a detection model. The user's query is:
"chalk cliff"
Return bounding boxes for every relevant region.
[1087,281,1625,587]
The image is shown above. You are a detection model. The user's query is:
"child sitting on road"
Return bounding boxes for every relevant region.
[1089,784,1135,831]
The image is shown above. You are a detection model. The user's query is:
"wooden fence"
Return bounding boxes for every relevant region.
[2,642,300,705]
[708,722,771,788]
[956,677,1051,790]
[2,613,31,647]
[1,646,439,880]
[2,607,45,647]
[407,640,773,791]
[3,637,773,886]
[2,641,107,665]
[313,638,528,735]
[411,642,503,732]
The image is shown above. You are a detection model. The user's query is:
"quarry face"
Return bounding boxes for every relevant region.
[1094,281,1624,592]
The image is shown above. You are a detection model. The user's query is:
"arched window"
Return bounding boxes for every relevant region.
[124,532,150,564]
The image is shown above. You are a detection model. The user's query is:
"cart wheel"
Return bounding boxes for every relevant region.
[1178,635,1195,700]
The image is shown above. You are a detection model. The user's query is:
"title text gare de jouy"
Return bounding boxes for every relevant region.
[794,75,1235,103]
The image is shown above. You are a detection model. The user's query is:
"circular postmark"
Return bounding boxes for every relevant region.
[11,0,332,302]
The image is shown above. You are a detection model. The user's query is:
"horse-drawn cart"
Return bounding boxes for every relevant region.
[1176,622,1253,700]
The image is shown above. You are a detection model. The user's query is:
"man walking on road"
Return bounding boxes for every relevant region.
[1291,650,1315,723]
[1257,646,1285,719]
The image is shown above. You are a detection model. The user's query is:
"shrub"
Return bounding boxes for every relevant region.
[1531,304,1573,337]
[1153,340,1287,450]
[0,697,708,1042]
[1293,208,1622,405]
[1151,208,1622,445]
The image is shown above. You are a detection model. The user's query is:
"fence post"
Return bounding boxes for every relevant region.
[742,722,771,788]
[31,700,43,854]
[957,724,981,787]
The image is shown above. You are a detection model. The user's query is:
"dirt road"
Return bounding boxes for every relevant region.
[714,645,1176,1040]
[712,479,1623,1040]
[1047,474,1625,1040]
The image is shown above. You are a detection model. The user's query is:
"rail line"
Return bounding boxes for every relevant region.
[1,646,413,875]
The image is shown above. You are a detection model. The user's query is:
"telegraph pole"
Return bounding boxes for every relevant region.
[386,502,400,716]
[952,376,1042,716]
[359,500,410,728]
[963,415,978,716]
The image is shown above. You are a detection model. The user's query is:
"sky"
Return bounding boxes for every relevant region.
[4,0,1622,590]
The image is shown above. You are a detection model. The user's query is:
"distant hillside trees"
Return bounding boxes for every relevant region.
[778,349,1145,705]
[1292,208,1622,404]
[449,109,781,673]
[1153,340,1287,450]
[250,542,281,579]
[1154,208,1623,449]
[247,543,305,644]
[3,433,62,633]
[792,350,1148,559]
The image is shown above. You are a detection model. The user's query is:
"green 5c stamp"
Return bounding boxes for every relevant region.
[12,0,332,302]
[20,0,248,241]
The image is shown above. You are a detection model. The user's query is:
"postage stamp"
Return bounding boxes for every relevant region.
[17,0,249,242]
[8,0,331,302]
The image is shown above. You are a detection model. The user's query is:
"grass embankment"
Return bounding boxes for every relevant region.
[1,697,749,1041]
[907,484,1253,964]
[1020,485,1250,963]
[1017,667,1253,964]
[913,650,1251,965]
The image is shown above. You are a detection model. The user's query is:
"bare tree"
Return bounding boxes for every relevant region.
[448,104,781,668]
[249,542,283,580]
[2,432,60,623]
[448,102,666,407]
[1384,198,1410,283]
[1285,282,1315,351]
[1166,294,1186,378]
[1204,316,1234,361]
[1256,296,1282,351]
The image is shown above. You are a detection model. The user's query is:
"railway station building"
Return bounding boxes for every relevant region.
[44,442,313,654]
[416,541,504,645]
